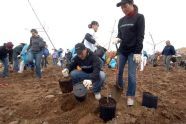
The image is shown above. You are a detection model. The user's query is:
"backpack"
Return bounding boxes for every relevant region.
[43,48,49,57]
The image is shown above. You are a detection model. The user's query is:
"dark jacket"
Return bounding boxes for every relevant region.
[13,44,24,58]
[84,33,96,44]
[68,49,101,82]
[117,11,145,55]
[0,44,13,63]
[28,35,45,52]
[65,52,72,60]
[162,45,176,56]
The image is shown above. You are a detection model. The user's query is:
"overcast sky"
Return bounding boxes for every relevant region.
[0,0,186,54]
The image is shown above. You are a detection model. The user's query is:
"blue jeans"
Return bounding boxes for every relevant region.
[117,53,137,96]
[0,57,9,77]
[13,54,19,72]
[28,51,42,78]
[70,70,106,93]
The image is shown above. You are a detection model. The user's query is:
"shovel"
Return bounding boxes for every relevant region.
[110,48,123,102]
[111,84,123,102]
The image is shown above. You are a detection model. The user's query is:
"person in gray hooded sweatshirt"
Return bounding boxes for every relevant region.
[27,29,45,78]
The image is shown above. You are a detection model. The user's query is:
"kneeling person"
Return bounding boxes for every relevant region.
[62,43,106,100]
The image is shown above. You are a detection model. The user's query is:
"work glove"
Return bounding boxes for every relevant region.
[62,68,69,77]
[17,55,21,58]
[172,55,176,57]
[112,38,121,45]
[133,54,142,64]
[42,55,45,58]
[83,80,92,90]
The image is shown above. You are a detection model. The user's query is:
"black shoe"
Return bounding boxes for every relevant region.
[115,83,123,91]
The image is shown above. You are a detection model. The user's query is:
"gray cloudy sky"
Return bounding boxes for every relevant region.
[0,0,186,54]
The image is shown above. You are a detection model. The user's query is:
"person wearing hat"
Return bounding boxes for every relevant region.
[113,0,145,106]
[82,21,99,53]
[27,29,46,78]
[12,43,25,72]
[0,42,14,78]
[62,43,106,100]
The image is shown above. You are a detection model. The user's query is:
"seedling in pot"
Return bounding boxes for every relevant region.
[99,97,117,122]
[58,77,73,93]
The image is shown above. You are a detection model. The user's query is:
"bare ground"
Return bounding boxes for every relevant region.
[0,63,186,124]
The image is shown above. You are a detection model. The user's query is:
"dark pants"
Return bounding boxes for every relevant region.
[52,58,58,65]
[13,53,19,72]
[163,55,172,71]
[41,56,48,68]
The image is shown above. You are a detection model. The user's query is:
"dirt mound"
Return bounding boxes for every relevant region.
[0,64,186,124]
[177,47,186,55]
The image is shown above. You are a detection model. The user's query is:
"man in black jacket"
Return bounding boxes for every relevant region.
[113,0,145,106]
[162,40,176,71]
[62,43,106,100]
[0,42,14,77]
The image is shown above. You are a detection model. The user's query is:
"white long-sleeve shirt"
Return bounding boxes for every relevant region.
[83,29,97,52]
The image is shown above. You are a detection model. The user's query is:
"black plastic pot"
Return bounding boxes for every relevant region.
[170,57,177,63]
[99,97,117,122]
[142,92,158,109]
[58,78,73,93]
[73,83,87,102]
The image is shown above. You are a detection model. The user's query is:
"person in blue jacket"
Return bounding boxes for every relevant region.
[18,44,34,73]
[162,40,176,71]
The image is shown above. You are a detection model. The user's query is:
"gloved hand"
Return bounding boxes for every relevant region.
[17,55,21,58]
[62,68,69,77]
[172,55,176,57]
[112,38,121,45]
[83,80,92,90]
[133,54,142,64]
[95,42,99,46]
[42,55,45,58]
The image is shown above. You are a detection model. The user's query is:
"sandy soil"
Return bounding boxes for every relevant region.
[0,61,186,124]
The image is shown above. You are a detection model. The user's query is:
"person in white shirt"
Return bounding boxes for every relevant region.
[140,50,148,71]
[83,21,99,52]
